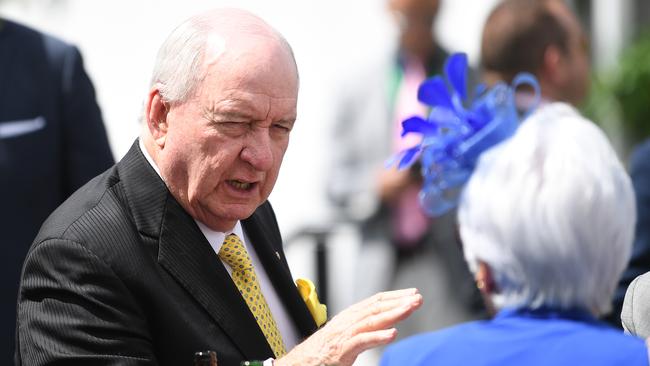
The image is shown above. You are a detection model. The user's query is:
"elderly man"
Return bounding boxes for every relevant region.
[15,9,422,366]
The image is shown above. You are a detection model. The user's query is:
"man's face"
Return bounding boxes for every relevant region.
[158,36,298,231]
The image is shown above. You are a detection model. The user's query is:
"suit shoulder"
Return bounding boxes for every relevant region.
[34,165,124,246]
[28,165,151,279]
[2,19,45,43]
[2,18,75,60]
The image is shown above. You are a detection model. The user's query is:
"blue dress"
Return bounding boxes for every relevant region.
[381,308,648,365]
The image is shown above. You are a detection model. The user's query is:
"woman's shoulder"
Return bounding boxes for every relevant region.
[380,316,649,366]
[380,321,486,366]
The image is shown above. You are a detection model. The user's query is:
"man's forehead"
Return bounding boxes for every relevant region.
[190,23,299,115]
[204,90,297,120]
[203,34,227,66]
[198,9,288,63]
[202,38,297,91]
[202,32,292,72]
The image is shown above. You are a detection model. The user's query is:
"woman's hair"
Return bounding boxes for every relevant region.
[458,103,636,316]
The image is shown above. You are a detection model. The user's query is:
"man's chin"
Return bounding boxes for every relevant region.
[204,203,259,227]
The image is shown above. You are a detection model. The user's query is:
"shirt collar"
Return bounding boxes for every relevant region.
[138,138,162,178]
[196,220,245,256]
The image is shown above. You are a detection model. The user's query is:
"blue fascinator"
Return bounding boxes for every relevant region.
[388,53,540,216]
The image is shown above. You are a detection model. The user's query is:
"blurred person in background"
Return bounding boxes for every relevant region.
[480,0,590,108]
[381,102,648,366]
[0,17,114,365]
[328,0,481,339]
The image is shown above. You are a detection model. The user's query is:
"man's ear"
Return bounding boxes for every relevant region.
[541,44,565,85]
[145,86,169,148]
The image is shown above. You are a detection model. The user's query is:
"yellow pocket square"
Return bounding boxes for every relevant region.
[296,278,327,327]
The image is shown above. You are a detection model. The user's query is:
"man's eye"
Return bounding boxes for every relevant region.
[273,124,291,133]
[218,122,248,132]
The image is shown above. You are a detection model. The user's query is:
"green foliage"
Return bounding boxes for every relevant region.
[582,72,624,148]
[611,30,650,145]
[584,29,650,154]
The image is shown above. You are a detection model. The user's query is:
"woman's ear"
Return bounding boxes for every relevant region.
[144,86,169,148]
[476,261,498,316]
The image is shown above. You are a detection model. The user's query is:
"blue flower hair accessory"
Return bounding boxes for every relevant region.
[387,53,540,216]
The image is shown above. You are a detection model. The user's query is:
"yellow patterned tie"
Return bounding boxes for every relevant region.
[218,234,286,357]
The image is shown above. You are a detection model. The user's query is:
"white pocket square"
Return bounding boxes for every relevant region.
[0,116,46,139]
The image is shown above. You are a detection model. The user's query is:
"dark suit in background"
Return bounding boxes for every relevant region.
[0,18,114,364]
[16,143,317,366]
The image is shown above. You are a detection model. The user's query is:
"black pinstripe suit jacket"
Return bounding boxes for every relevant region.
[16,141,317,366]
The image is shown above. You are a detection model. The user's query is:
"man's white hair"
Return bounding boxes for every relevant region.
[149,8,295,104]
[458,102,636,316]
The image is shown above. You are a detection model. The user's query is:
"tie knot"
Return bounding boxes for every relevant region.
[218,234,253,271]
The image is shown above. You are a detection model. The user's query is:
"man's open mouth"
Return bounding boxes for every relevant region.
[227,180,254,191]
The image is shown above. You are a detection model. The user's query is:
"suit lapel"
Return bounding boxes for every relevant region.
[244,210,318,339]
[118,141,274,360]
[157,199,274,360]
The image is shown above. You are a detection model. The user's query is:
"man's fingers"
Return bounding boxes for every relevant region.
[343,328,399,360]
[366,293,423,317]
[354,288,420,311]
[372,288,420,302]
[331,290,422,331]
[335,299,421,364]
[277,290,422,366]
[351,295,423,334]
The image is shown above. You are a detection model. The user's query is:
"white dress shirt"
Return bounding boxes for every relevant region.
[138,139,300,352]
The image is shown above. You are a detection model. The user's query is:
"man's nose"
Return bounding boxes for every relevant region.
[241,128,274,171]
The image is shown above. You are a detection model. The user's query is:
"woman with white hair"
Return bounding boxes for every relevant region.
[381,100,648,365]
